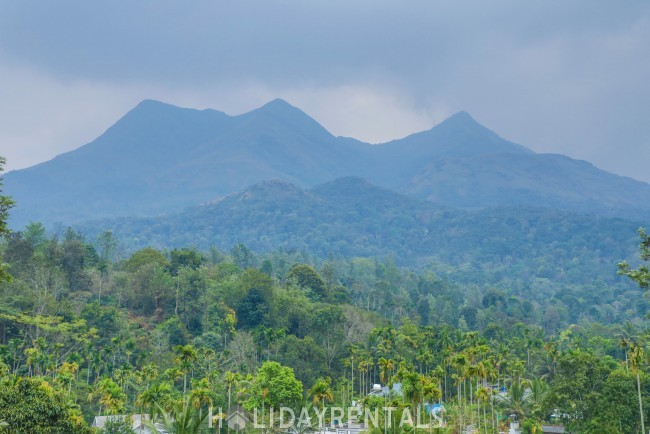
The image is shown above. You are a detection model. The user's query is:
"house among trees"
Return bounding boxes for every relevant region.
[91,414,162,433]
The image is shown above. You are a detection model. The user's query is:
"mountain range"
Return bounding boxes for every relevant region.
[76,177,642,298]
[5,98,650,229]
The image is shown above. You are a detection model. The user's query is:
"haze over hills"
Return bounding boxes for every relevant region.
[76,177,643,299]
[5,98,650,228]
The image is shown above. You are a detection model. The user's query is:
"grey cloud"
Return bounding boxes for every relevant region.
[0,1,649,182]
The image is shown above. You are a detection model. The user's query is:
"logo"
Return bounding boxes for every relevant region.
[227,410,250,430]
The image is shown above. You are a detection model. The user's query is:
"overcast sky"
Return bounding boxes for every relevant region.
[1,1,649,182]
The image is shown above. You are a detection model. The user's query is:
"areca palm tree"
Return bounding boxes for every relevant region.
[399,368,423,409]
[358,358,372,396]
[378,357,394,386]
[174,345,198,395]
[536,343,559,381]
[190,378,213,410]
[422,374,442,432]
[142,363,159,388]
[629,343,646,434]
[235,375,253,406]
[417,350,435,375]
[451,353,468,404]
[475,386,491,434]
[58,361,79,395]
[223,371,238,414]
[90,377,126,415]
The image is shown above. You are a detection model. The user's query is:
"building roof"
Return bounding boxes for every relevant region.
[367,382,403,397]
[92,414,150,428]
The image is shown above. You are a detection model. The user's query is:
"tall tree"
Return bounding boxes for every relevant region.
[619,227,650,295]
[137,382,174,419]
[0,157,15,283]
[246,361,303,411]
[629,343,646,434]
[309,377,334,409]
[223,371,238,414]
[174,344,198,395]
[286,264,328,301]
[146,395,208,434]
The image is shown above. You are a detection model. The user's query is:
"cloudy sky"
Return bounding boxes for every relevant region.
[1,1,649,182]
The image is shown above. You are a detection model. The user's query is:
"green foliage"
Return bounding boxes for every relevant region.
[0,225,649,432]
[521,419,542,434]
[246,361,303,410]
[543,350,618,432]
[169,248,205,276]
[309,376,333,407]
[619,227,650,290]
[102,417,137,434]
[287,264,328,300]
[0,376,92,433]
[145,395,207,434]
[0,157,14,283]
[237,287,270,329]
[123,247,170,273]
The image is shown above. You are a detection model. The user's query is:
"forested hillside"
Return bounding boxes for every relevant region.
[1,219,650,432]
[75,177,645,326]
[2,113,650,433]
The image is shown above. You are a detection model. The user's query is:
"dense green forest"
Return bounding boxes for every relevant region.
[2,157,650,434]
[76,177,647,330]
[1,222,650,433]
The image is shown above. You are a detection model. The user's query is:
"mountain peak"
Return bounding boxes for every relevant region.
[422,110,534,155]
[312,176,415,206]
[231,179,307,203]
[126,99,186,117]
[448,110,474,120]
[134,98,174,109]
[436,110,489,132]
[261,98,295,110]
[240,98,333,139]
[251,98,309,119]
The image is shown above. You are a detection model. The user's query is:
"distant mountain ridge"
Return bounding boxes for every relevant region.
[76,177,642,284]
[5,98,650,228]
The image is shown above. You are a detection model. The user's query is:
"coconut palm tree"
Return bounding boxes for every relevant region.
[146,395,208,434]
[504,377,530,420]
[309,377,334,409]
[529,378,548,416]
[137,382,174,420]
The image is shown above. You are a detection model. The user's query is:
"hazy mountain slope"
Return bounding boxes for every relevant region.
[367,111,533,185]
[5,99,650,228]
[77,177,642,287]
[5,99,370,227]
[165,99,370,191]
[5,100,235,225]
[402,152,650,216]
